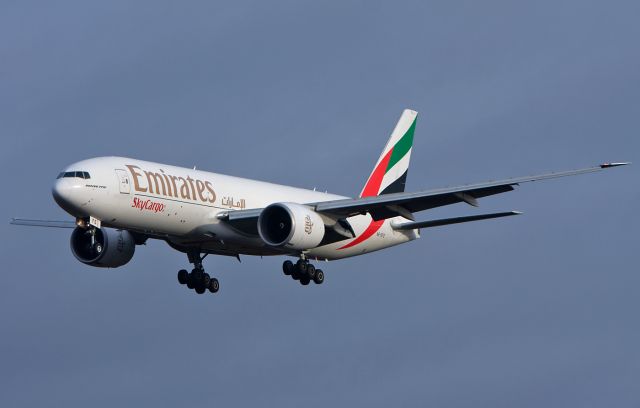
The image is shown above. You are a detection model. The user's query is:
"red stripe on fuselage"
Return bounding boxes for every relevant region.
[338,219,384,250]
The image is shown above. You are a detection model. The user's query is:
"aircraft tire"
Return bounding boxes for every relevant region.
[283,260,293,275]
[208,278,219,293]
[177,269,189,285]
[313,269,324,284]
[296,260,308,275]
[306,264,316,279]
[300,277,310,285]
[195,285,206,294]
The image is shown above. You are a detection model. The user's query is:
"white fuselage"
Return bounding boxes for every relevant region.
[52,157,418,260]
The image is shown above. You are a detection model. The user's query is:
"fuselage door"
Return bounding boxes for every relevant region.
[115,169,131,194]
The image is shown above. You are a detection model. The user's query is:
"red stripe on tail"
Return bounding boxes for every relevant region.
[360,148,393,198]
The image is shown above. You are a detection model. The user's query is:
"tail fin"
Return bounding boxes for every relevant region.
[360,109,417,198]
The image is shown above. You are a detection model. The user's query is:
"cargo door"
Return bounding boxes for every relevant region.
[115,169,131,194]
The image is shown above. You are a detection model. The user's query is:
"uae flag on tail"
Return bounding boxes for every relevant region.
[360,109,417,198]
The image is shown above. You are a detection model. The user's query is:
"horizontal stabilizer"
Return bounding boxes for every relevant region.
[10,218,76,228]
[391,211,521,230]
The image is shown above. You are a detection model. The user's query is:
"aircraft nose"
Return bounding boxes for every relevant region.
[52,178,85,215]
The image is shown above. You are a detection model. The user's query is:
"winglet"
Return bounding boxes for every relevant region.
[600,162,631,169]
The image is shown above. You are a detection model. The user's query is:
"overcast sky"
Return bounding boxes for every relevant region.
[1,1,638,406]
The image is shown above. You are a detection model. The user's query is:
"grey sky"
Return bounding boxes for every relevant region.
[1,1,638,406]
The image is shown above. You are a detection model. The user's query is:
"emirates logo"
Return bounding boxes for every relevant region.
[304,215,314,234]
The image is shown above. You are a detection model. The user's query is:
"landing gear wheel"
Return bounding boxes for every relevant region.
[183,251,219,295]
[306,264,316,279]
[177,269,189,285]
[296,260,308,275]
[283,260,294,276]
[208,278,219,293]
[186,273,195,289]
[300,277,310,285]
[313,269,324,284]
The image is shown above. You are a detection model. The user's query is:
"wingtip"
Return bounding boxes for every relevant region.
[600,162,631,168]
[511,211,524,215]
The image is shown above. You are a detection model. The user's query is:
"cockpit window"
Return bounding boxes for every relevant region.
[57,171,91,179]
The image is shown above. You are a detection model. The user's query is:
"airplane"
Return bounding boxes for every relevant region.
[10,109,629,295]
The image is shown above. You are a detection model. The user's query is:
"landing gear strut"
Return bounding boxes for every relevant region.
[177,251,219,295]
[283,259,325,286]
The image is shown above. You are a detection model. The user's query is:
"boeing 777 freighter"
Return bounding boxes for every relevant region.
[11,110,628,295]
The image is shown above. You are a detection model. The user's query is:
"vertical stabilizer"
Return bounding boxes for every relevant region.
[360,109,417,198]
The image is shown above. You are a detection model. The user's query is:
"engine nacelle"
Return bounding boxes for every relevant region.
[70,227,136,268]
[257,203,325,250]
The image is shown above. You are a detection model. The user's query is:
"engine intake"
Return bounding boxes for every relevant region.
[70,227,136,268]
[258,203,325,250]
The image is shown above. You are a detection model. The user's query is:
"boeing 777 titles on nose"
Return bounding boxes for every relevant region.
[11,110,629,295]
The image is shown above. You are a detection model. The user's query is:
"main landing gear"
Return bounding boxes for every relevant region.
[177,251,219,295]
[282,259,325,286]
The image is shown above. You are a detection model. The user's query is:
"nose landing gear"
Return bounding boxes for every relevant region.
[177,251,220,295]
[283,259,325,286]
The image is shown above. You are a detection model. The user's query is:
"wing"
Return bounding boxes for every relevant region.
[10,218,76,228]
[312,163,629,220]
[219,162,629,229]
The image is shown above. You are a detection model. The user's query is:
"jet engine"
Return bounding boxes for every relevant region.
[257,203,325,250]
[70,227,136,268]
